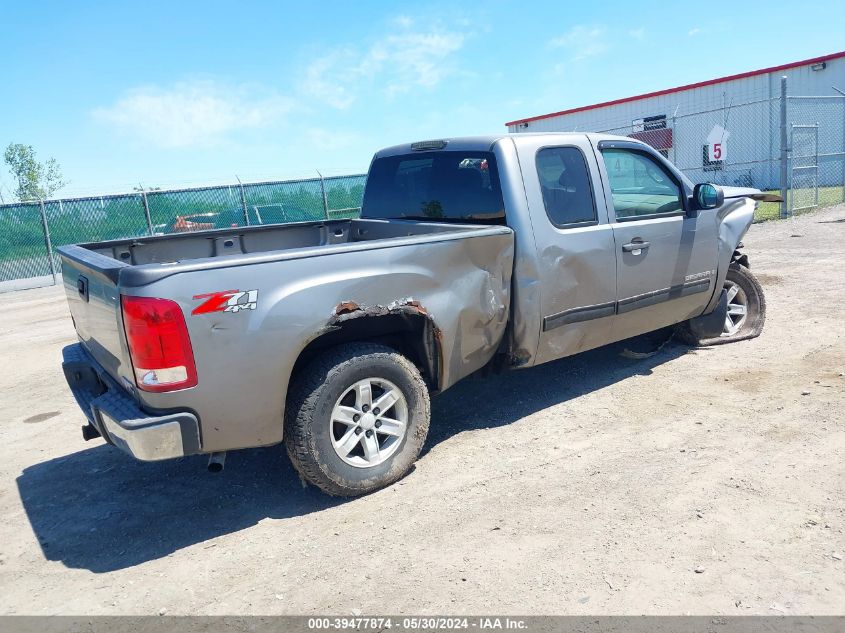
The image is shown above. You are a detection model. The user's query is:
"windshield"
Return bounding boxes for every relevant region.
[361,151,505,223]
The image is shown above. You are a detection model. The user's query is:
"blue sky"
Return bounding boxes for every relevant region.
[2,0,844,198]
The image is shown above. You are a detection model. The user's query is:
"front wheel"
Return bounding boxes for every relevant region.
[284,343,430,496]
[676,263,766,346]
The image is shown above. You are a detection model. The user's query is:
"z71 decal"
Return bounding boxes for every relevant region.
[192,290,258,315]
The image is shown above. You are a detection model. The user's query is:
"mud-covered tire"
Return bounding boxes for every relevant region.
[284,343,430,497]
[676,263,766,346]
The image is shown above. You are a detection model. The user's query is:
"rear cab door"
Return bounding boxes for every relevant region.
[591,137,718,341]
[514,135,617,364]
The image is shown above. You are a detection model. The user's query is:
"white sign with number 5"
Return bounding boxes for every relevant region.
[706,124,730,163]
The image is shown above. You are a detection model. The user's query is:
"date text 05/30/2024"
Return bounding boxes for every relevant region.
[307,617,527,630]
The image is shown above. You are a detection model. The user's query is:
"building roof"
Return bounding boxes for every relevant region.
[504,50,845,127]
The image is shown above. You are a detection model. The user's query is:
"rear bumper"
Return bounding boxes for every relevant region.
[62,343,201,461]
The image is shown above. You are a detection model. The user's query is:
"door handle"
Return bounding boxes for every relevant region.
[622,241,650,253]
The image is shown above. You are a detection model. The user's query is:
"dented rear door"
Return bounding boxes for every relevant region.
[514,136,617,364]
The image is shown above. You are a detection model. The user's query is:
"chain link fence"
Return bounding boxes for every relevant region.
[547,80,845,224]
[786,96,845,214]
[0,173,365,291]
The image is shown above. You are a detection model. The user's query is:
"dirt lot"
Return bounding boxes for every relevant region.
[0,206,843,616]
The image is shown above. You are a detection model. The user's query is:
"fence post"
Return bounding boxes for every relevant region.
[236,176,250,226]
[139,189,153,235]
[779,76,789,218]
[316,170,330,219]
[833,87,845,205]
[38,199,58,284]
[671,104,679,166]
[837,89,845,205]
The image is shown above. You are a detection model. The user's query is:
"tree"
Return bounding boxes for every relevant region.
[3,143,67,201]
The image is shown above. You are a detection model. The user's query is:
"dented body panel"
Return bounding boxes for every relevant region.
[509,134,618,364]
[704,186,757,313]
[57,132,763,459]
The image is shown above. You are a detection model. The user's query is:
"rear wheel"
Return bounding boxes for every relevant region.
[285,343,430,496]
[676,263,766,346]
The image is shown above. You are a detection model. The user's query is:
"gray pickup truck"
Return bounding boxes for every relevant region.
[58,134,769,496]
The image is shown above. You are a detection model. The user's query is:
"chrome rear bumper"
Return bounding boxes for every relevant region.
[62,343,201,461]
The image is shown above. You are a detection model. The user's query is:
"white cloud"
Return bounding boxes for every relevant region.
[93,80,293,148]
[549,25,607,60]
[301,50,360,110]
[301,23,467,108]
[378,31,466,92]
[688,28,701,37]
[628,27,645,40]
[392,15,414,28]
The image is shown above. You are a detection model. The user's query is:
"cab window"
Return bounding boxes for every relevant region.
[536,147,596,226]
[362,151,505,223]
[600,148,683,219]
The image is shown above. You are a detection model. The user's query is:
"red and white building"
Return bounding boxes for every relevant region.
[506,51,845,189]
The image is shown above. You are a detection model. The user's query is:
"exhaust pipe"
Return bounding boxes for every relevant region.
[207,451,227,473]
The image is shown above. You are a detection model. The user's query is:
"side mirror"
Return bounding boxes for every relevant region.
[693,183,724,210]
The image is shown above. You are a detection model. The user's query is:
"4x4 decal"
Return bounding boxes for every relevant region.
[192,290,258,315]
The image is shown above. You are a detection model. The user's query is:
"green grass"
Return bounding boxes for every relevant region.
[754,186,845,222]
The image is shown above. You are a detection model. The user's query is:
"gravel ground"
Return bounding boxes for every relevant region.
[0,205,843,615]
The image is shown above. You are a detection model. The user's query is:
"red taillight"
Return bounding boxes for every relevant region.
[121,296,197,392]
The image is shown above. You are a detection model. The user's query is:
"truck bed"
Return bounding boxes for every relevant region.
[60,218,480,286]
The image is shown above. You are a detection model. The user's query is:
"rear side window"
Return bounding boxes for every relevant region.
[536,147,596,226]
[361,151,505,223]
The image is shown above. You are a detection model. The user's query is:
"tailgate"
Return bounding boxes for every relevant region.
[59,245,133,384]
